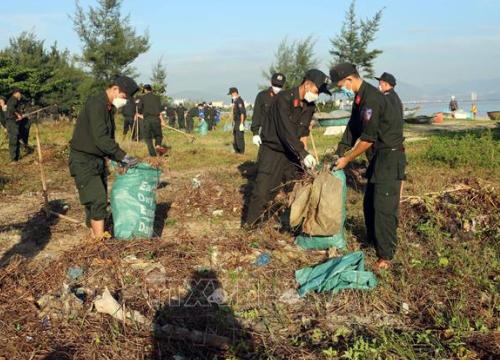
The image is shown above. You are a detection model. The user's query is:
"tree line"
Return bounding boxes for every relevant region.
[0,0,382,116]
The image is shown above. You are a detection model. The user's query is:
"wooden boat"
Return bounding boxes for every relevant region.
[404,115,433,125]
[487,111,500,120]
[403,106,420,119]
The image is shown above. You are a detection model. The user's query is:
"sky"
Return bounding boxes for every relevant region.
[0,0,499,101]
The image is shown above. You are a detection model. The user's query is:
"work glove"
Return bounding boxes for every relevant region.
[239,123,245,132]
[120,155,139,169]
[252,135,262,146]
[303,154,317,169]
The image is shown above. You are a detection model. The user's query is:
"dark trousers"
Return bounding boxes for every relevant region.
[233,126,245,154]
[143,117,163,156]
[363,181,401,260]
[168,116,176,128]
[123,117,134,136]
[69,150,108,228]
[6,120,20,161]
[178,116,185,129]
[244,145,299,225]
[186,117,194,133]
[19,118,30,148]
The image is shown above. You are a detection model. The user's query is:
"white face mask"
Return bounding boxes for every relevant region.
[1,105,6,112]
[304,91,319,103]
[112,98,128,109]
[272,86,282,94]
[231,95,238,101]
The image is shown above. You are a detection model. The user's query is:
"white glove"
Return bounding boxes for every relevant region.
[303,154,317,169]
[239,123,245,132]
[252,135,262,146]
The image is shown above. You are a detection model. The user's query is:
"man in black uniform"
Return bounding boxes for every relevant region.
[166,106,177,128]
[122,94,136,138]
[228,87,246,154]
[5,89,24,163]
[243,69,331,227]
[0,96,7,131]
[331,63,406,270]
[69,76,139,238]
[139,84,168,156]
[206,103,216,131]
[176,104,186,129]
[251,73,286,147]
[375,72,403,118]
[186,106,198,133]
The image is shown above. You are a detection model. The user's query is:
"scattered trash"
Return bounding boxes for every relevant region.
[212,209,224,217]
[144,264,167,287]
[191,176,201,189]
[67,266,84,281]
[279,289,302,305]
[93,287,149,326]
[255,252,271,267]
[401,302,410,315]
[207,288,226,305]
[37,284,84,322]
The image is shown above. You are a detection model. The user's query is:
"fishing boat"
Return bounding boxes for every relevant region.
[404,115,433,125]
[487,111,500,120]
[403,106,420,119]
[314,110,351,127]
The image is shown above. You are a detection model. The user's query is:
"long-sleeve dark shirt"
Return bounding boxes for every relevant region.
[70,91,125,161]
[251,87,276,135]
[261,87,315,160]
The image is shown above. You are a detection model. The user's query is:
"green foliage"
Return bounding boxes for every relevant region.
[73,0,150,88]
[329,0,384,78]
[422,129,499,168]
[0,31,88,114]
[263,36,318,90]
[150,56,167,95]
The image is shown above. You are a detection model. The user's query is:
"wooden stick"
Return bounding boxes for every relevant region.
[163,124,196,142]
[33,118,49,212]
[155,323,231,349]
[309,130,319,163]
[400,185,472,203]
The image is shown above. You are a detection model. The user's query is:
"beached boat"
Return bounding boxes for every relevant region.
[487,111,500,120]
[404,115,433,125]
[314,110,351,127]
[403,106,420,119]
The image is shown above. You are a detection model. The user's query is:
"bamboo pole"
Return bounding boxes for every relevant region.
[162,124,196,142]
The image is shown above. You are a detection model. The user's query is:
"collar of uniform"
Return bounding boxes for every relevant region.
[357,81,368,97]
[291,87,301,107]
[102,91,113,112]
[268,87,275,97]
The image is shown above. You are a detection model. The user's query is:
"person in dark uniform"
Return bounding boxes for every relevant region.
[0,96,7,132]
[228,87,246,154]
[176,104,186,129]
[375,72,403,118]
[122,94,136,138]
[243,69,331,227]
[166,106,177,128]
[5,89,24,163]
[138,84,168,156]
[69,76,139,239]
[251,73,286,147]
[331,63,406,270]
[206,102,216,131]
[186,106,198,133]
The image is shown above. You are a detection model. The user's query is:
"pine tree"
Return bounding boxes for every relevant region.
[150,57,167,95]
[329,0,383,78]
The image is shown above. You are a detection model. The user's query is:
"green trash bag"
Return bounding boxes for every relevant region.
[197,119,208,136]
[111,163,161,240]
[295,251,377,297]
[295,169,347,250]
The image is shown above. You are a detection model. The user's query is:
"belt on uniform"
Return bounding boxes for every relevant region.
[376,145,405,153]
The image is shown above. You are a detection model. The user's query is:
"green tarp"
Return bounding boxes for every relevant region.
[295,251,377,297]
[111,163,161,240]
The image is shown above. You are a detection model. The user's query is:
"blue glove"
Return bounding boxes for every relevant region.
[121,155,139,168]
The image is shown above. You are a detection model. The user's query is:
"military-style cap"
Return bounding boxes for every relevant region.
[271,73,286,87]
[11,88,22,94]
[304,69,332,95]
[330,63,358,83]
[375,72,397,87]
[115,76,139,97]
[227,87,238,95]
[143,84,153,92]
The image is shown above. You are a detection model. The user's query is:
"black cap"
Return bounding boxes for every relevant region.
[375,72,397,87]
[115,76,139,97]
[329,63,358,83]
[11,88,22,94]
[303,69,332,95]
[271,73,286,87]
[143,84,153,92]
[227,87,238,95]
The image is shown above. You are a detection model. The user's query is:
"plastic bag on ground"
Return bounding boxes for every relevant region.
[111,162,161,240]
[295,251,377,297]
